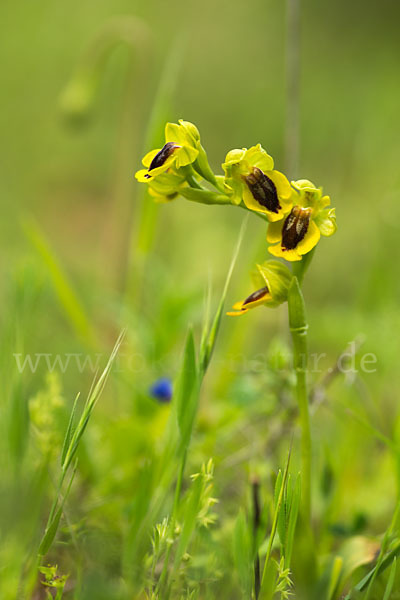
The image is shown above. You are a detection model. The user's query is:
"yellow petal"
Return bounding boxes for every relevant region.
[268,244,302,261]
[135,169,152,182]
[244,144,274,172]
[175,146,199,168]
[226,309,249,317]
[297,220,321,255]
[266,170,293,200]
[266,220,284,243]
[165,121,193,146]
[242,186,285,221]
[142,148,161,168]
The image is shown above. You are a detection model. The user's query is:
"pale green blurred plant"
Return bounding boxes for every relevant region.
[29,373,65,461]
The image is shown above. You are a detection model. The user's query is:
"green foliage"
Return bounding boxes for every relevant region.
[233,510,253,597]
[0,2,399,599]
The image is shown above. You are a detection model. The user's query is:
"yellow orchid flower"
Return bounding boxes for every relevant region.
[135,120,200,183]
[222,144,295,222]
[227,261,292,316]
[267,180,337,261]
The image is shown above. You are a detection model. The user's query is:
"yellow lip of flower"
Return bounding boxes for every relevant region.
[135,120,200,183]
[222,144,294,221]
[291,179,336,232]
[267,206,320,261]
[267,179,337,261]
[227,286,272,316]
[227,260,292,316]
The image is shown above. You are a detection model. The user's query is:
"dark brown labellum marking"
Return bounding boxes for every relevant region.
[281,206,312,250]
[244,168,281,213]
[242,286,269,307]
[148,142,180,172]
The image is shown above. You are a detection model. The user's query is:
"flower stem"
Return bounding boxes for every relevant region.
[288,276,311,523]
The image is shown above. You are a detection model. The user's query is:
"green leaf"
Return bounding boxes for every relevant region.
[260,446,292,597]
[38,462,77,556]
[382,557,396,600]
[199,217,246,374]
[259,559,278,600]
[60,393,80,468]
[284,475,301,569]
[345,539,400,597]
[233,510,253,598]
[274,470,286,552]
[175,328,198,450]
[38,505,63,556]
[327,556,343,600]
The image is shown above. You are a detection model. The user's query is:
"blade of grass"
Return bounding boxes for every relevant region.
[284,474,301,569]
[233,509,253,598]
[22,219,95,346]
[260,444,292,598]
[327,556,343,600]
[382,557,396,600]
[38,461,77,557]
[60,393,80,468]
[37,331,124,562]
[199,215,247,375]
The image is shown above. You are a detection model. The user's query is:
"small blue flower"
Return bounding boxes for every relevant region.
[150,377,173,403]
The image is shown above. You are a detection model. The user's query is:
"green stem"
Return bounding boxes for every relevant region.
[288,277,311,524]
[178,183,270,225]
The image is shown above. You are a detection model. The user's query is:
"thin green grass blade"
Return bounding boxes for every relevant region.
[38,505,64,557]
[38,461,77,557]
[259,560,278,600]
[284,474,301,569]
[61,393,80,468]
[260,445,292,596]
[63,331,125,472]
[22,219,95,345]
[175,327,198,451]
[382,557,396,600]
[274,470,286,552]
[345,540,400,597]
[199,276,212,364]
[327,556,343,600]
[199,216,247,375]
[233,509,253,598]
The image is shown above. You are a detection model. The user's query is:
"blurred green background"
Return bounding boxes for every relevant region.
[1,0,400,597]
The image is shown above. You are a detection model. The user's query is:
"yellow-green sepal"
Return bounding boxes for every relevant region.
[194,144,219,187]
[255,260,292,306]
[314,206,337,236]
[146,169,186,202]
